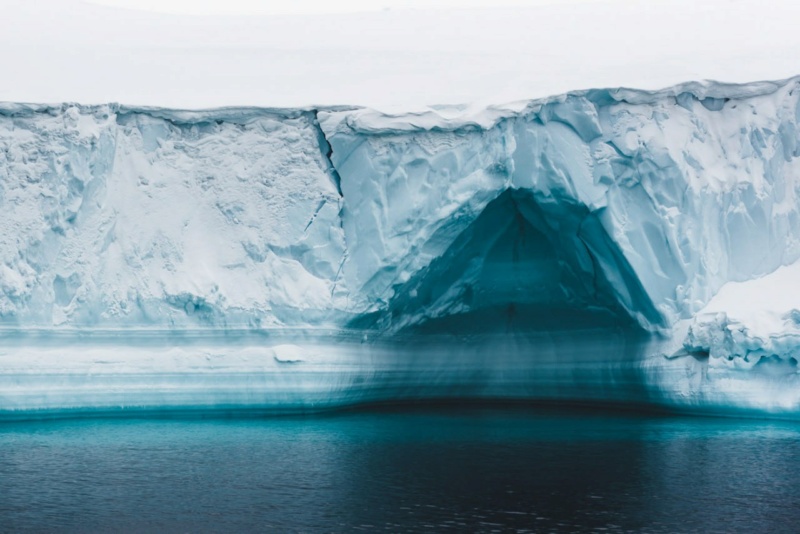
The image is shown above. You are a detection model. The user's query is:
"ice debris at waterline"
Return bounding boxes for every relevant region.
[2,76,800,417]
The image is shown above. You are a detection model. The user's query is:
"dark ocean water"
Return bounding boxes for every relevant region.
[1,407,799,532]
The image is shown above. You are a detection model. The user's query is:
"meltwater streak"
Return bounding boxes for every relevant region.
[4,325,797,419]
[0,326,661,417]
[0,324,794,423]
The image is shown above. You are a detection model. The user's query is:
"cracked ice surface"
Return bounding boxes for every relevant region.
[0,108,346,329]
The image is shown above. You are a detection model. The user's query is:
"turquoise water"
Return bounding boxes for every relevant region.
[1,407,800,532]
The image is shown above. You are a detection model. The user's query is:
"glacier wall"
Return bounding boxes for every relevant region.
[321,79,800,333]
[0,107,347,328]
[2,76,800,416]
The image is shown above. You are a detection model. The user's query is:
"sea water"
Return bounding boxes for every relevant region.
[1,407,799,532]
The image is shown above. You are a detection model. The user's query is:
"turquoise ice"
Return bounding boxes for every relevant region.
[2,77,800,416]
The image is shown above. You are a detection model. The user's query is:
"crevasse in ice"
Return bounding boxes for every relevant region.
[2,77,800,416]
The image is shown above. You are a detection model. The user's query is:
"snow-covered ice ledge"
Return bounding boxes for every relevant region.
[2,76,800,417]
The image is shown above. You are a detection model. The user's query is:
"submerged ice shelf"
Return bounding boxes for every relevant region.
[2,75,800,416]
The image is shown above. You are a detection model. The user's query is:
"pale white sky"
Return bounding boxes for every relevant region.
[85,0,577,16]
[5,0,799,109]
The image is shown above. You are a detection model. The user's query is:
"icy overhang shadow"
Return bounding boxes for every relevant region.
[352,189,663,334]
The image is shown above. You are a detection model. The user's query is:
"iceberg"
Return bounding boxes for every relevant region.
[2,74,800,417]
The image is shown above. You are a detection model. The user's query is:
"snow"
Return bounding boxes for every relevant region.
[2,0,800,111]
[699,261,800,329]
[684,260,800,366]
[0,106,347,329]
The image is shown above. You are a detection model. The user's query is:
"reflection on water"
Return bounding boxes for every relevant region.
[1,407,799,532]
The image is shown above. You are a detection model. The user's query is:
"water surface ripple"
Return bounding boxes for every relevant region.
[1,407,799,532]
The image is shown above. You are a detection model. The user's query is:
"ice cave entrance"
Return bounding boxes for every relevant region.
[367,189,658,335]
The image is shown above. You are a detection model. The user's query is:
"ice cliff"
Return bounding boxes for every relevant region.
[2,76,800,416]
